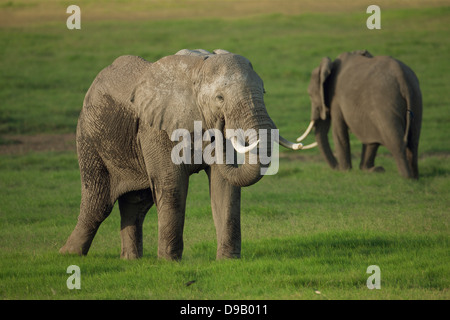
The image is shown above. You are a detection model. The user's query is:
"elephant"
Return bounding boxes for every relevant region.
[296,50,422,179]
[60,49,303,260]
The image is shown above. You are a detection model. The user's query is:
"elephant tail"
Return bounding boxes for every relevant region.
[399,61,421,145]
[403,109,413,144]
[402,83,419,145]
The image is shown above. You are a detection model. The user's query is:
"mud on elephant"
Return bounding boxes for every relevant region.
[297,50,422,179]
[60,49,304,260]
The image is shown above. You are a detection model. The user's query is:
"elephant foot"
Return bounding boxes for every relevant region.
[60,224,97,256]
[216,251,241,260]
[59,240,87,256]
[158,253,182,261]
[120,251,141,260]
[120,242,142,260]
[361,166,385,173]
[369,166,385,173]
[361,165,385,173]
[158,245,183,261]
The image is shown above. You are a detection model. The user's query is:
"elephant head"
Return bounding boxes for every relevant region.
[296,56,337,168]
[173,49,304,187]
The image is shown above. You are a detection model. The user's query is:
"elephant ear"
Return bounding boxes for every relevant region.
[319,57,333,120]
[130,54,206,134]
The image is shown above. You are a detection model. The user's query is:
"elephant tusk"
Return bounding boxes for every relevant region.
[299,141,318,149]
[230,136,260,153]
[276,135,303,150]
[296,120,315,142]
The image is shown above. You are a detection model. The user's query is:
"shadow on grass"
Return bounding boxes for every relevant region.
[419,155,450,178]
[244,231,446,261]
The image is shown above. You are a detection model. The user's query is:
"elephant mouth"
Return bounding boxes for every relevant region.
[230,133,259,154]
[218,117,267,166]
[214,117,273,187]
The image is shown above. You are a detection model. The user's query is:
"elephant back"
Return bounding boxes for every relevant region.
[83,55,151,112]
[175,48,232,59]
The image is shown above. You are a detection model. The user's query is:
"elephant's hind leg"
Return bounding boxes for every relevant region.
[60,190,114,256]
[360,143,385,173]
[118,189,153,259]
[406,125,420,179]
[406,146,419,179]
[60,148,113,256]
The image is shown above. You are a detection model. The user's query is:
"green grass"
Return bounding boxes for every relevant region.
[0,2,449,300]
[0,152,449,299]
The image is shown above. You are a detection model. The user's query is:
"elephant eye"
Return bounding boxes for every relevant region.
[216,95,224,103]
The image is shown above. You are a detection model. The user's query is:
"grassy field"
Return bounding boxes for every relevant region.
[0,1,449,300]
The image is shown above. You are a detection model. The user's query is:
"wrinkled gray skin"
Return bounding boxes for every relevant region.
[307,50,422,179]
[60,49,297,260]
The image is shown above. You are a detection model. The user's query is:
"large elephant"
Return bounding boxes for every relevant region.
[297,50,422,179]
[60,49,303,260]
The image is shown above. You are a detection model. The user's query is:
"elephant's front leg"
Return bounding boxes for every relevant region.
[138,126,189,260]
[331,109,352,170]
[207,165,241,259]
[153,178,189,260]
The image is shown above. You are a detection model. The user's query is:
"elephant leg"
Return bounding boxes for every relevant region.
[379,122,414,179]
[406,145,419,179]
[384,137,413,178]
[406,124,420,179]
[60,151,113,256]
[118,189,153,259]
[152,178,189,260]
[138,126,189,260]
[392,148,414,179]
[207,165,241,259]
[331,110,352,170]
[360,143,385,173]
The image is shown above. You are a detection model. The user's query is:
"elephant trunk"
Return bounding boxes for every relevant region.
[215,97,276,187]
[215,97,309,187]
[217,147,266,187]
[314,119,338,169]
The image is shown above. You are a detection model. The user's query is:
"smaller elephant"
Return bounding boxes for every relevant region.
[297,50,422,179]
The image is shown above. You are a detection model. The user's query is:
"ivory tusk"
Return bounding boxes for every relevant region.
[299,141,318,149]
[296,120,315,142]
[276,135,303,150]
[231,136,260,153]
